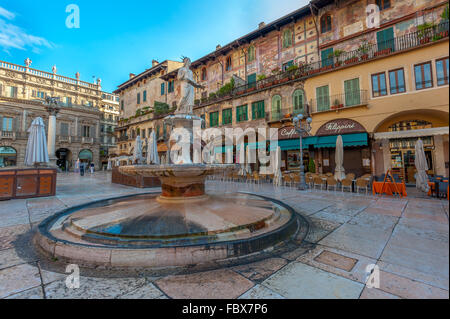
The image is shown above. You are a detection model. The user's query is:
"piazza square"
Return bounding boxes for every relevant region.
[0,0,449,305]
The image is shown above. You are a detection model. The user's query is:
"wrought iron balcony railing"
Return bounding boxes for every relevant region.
[310,90,368,113]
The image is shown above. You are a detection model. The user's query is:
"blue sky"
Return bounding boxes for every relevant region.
[0,0,308,93]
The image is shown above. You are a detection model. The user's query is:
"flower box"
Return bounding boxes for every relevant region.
[419,37,430,44]
[374,48,392,57]
[360,54,369,61]
[344,57,359,65]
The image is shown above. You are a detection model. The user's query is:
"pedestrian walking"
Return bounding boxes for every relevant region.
[90,162,95,174]
[80,162,85,176]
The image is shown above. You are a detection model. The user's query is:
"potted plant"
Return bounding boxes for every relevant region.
[333,50,344,66]
[357,40,370,60]
[418,22,434,44]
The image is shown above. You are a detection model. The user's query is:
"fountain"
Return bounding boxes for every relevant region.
[35,58,306,269]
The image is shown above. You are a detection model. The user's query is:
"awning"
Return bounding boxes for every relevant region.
[278,137,318,150]
[374,127,449,140]
[315,133,368,148]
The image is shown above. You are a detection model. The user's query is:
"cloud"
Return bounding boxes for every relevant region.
[0,6,53,54]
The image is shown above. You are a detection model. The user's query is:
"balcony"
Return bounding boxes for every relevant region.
[81,137,94,144]
[118,136,129,142]
[266,108,307,123]
[195,21,449,108]
[310,90,368,114]
[0,131,16,140]
[58,136,72,143]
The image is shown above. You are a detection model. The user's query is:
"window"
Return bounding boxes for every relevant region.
[161,83,165,96]
[389,69,406,94]
[62,97,72,106]
[377,27,395,52]
[32,90,45,99]
[137,93,140,104]
[247,73,256,89]
[282,60,294,72]
[121,101,124,111]
[376,0,391,10]
[60,123,69,136]
[344,78,361,106]
[82,126,91,138]
[282,29,293,48]
[2,117,13,131]
[316,85,330,112]
[320,14,332,33]
[436,57,449,86]
[200,114,206,129]
[142,129,146,139]
[143,90,147,102]
[293,90,305,115]
[372,72,388,97]
[321,48,334,67]
[155,125,160,140]
[271,95,282,121]
[225,56,232,71]
[248,45,256,62]
[236,105,248,122]
[251,100,265,120]
[222,108,232,125]
[414,62,433,89]
[4,86,17,98]
[209,111,219,127]
[168,80,175,93]
[0,146,17,168]
[201,68,207,81]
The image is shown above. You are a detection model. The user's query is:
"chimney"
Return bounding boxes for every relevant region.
[152,60,159,67]
[216,44,222,50]
[129,73,136,79]
[258,22,266,29]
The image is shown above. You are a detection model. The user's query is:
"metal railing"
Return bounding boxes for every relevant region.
[195,21,448,108]
[267,107,307,122]
[309,90,368,113]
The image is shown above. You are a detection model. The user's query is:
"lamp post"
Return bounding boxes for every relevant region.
[293,114,312,190]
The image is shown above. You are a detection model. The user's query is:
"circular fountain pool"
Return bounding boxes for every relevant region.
[35,192,304,268]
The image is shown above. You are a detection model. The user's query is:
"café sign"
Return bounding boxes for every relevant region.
[275,126,308,140]
[316,119,366,136]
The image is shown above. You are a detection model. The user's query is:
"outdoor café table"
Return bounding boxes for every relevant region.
[372,181,407,197]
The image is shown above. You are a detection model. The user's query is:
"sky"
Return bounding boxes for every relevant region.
[0,0,308,93]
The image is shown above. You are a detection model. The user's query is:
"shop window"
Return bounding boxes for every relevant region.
[293,89,305,115]
[316,85,330,112]
[320,14,332,34]
[0,146,17,167]
[436,57,449,86]
[389,120,432,132]
[247,45,256,62]
[271,95,282,121]
[225,56,232,72]
[371,72,387,97]
[414,62,433,90]
[282,29,293,48]
[389,68,406,94]
[236,105,248,122]
[209,111,219,127]
[376,0,391,10]
[222,108,232,125]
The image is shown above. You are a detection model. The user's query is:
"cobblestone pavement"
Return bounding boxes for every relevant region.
[0,172,448,299]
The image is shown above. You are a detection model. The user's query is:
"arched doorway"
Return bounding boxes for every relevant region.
[78,149,93,164]
[0,146,17,168]
[56,148,72,172]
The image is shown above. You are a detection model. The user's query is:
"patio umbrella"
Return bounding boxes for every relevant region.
[107,160,112,170]
[334,135,346,181]
[415,139,430,193]
[245,146,252,175]
[133,136,143,164]
[147,132,160,165]
[24,117,49,166]
[273,146,282,187]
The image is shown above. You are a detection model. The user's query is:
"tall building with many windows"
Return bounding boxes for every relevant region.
[115,0,449,181]
[0,59,118,170]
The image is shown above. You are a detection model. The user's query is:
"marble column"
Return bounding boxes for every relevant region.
[46,106,60,166]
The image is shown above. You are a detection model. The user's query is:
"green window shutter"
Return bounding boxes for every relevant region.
[247,73,256,88]
[344,78,360,106]
[271,96,282,120]
[161,83,165,96]
[321,48,333,67]
[252,103,256,120]
[293,90,304,115]
[316,86,330,112]
[377,27,394,51]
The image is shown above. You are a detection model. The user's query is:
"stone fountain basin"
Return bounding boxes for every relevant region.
[119,164,237,178]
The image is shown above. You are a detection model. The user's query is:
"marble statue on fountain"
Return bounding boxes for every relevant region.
[176,57,204,115]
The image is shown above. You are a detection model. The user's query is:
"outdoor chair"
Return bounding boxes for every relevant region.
[306,175,314,188]
[292,174,300,187]
[283,174,292,187]
[437,181,449,199]
[325,172,333,177]
[346,173,356,181]
[253,172,261,185]
[356,178,370,195]
[326,177,338,191]
[313,177,326,190]
[341,178,353,192]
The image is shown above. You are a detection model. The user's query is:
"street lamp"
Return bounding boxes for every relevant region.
[293,114,312,190]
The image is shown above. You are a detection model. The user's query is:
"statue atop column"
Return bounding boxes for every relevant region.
[176,57,204,115]
[24,58,32,67]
